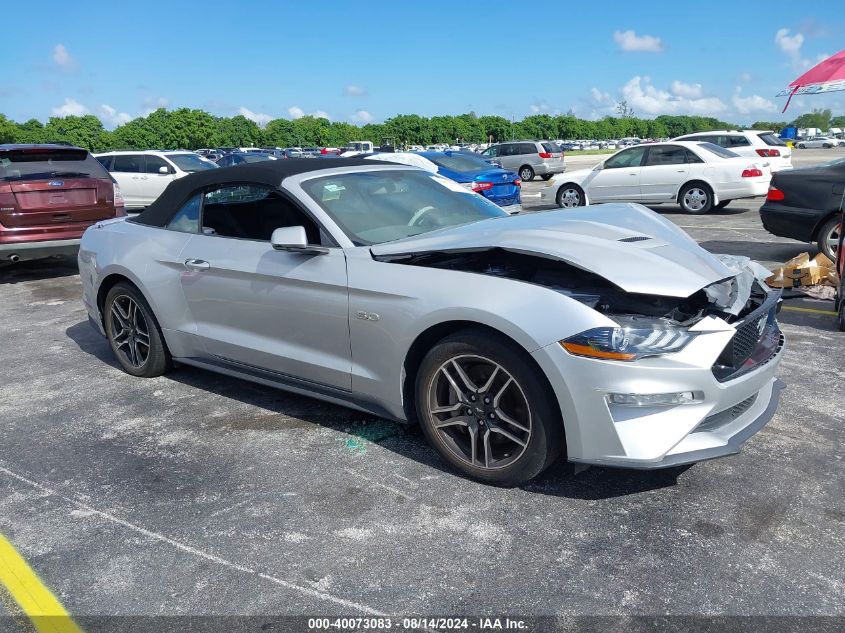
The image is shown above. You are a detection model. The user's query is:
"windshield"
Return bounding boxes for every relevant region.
[301,169,507,245]
[0,148,110,182]
[819,156,845,168]
[697,142,740,159]
[167,153,217,172]
[427,153,493,174]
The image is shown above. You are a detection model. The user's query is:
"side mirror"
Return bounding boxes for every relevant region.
[270,226,328,255]
[159,165,171,174]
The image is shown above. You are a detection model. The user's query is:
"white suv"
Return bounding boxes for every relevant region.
[671,130,793,172]
[95,150,217,210]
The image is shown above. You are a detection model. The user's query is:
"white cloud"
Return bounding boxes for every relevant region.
[621,76,726,115]
[529,99,550,114]
[141,96,169,115]
[288,106,330,120]
[238,106,273,127]
[590,88,613,104]
[52,97,88,117]
[613,30,663,53]
[99,104,132,128]
[775,28,804,57]
[670,80,703,99]
[739,72,753,83]
[52,44,74,68]
[731,87,777,115]
[350,110,373,123]
[343,84,367,96]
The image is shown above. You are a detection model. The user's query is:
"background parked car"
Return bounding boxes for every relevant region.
[215,152,277,167]
[795,136,845,149]
[420,151,522,213]
[759,155,844,261]
[673,130,793,172]
[480,141,565,182]
[0,144,125,262]
[541,141,770,214]
[96,150,217,210]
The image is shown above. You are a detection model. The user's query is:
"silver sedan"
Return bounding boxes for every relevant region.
[79,158,785,485]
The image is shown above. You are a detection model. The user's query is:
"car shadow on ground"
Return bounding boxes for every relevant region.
[697,239,816,263]
[0,257,79,284]
[64,319,689,500]
[646,204,752,217]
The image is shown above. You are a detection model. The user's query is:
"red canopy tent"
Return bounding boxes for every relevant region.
[777,49,845,112]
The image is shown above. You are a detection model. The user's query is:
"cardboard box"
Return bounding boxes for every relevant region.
[766,252,836,288]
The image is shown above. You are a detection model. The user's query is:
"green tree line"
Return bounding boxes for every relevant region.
[0,108,840,152]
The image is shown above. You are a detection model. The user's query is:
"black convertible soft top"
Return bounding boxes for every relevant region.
[134,157,381,227]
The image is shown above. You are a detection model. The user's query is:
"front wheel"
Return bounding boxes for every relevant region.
[679,183,713,214]
[555,184,585,208]
[415,330,564,486]
[816,216,841,262]
[519,166,535,181]
[823,143,832,149]
[797,143,806,149]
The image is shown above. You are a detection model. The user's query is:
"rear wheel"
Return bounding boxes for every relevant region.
[679,183,713,214]
[415,330,564,486]
[104,282,171,377]
[555,184,585,208]
[519,165,535,181]
[797,143,806,149]
[816,216,841,262]
[540,174,553,181]
[823,143,832,149]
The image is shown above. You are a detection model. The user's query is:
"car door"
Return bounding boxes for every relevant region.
[110,154,146,208]
[142,155,177,205]
[639,145,689,203]
[497,143,517,171]
[177,183,352,390]
[587,146,646,202]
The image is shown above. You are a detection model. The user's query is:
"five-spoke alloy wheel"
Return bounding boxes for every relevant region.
[416,330,563,486]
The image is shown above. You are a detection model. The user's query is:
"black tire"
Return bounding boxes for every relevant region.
[555,184,586,208]
[839,298,845,332]
[104,282,171,377]
[540,174,553,181]
[715,200,731,209]
[797,143,806,149]
[415,329,564,486]
[678,182,714,214]
[816,215,841,262]
[519,165,535,181]
[823,143,832,149]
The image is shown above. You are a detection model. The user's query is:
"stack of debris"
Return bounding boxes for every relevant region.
[766,253,840,300]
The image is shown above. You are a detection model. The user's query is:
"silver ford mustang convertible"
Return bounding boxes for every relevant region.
[79,158,784,485]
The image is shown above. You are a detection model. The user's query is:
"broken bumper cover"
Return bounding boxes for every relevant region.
[531,323,785,470]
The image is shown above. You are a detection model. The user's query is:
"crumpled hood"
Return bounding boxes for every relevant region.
[370,203,737,297]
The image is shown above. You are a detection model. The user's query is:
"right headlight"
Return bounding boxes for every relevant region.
[560,320,698,361]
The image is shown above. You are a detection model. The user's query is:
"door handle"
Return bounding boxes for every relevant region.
[184,258,210,272]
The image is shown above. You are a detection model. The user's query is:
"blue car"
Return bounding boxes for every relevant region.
[420,151,521,213]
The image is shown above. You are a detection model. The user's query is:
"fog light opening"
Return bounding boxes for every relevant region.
[606,391,702,407]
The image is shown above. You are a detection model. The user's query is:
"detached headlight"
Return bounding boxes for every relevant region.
[560,321,697,361]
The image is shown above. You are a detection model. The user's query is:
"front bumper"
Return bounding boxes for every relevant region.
[0,238,81,262]
[531,309,785,469]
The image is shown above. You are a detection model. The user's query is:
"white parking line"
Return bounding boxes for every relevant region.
[0,464,389,616]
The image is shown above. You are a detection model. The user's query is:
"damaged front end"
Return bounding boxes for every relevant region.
[374,247,782,380]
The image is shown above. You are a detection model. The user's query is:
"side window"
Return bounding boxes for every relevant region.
[644,146,686,166]
[112,155,144,173]
[201,185,323,244]
[166,193,201,233]
[604,147,647,169]
[684,149,704,163]
[519,143,536,155]
[483,146,498,157]
[497,144,512,157]
[145,155,171,174]
[728,135,750,148]
[96,155,113,170]
[712,135,730,148]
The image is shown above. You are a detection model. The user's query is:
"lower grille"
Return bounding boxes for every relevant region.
[696,394,757,433]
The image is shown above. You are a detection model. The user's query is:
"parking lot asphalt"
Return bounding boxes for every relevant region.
[0,149,844,625]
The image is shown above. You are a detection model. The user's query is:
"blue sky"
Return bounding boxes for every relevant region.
[1,0,843,127]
